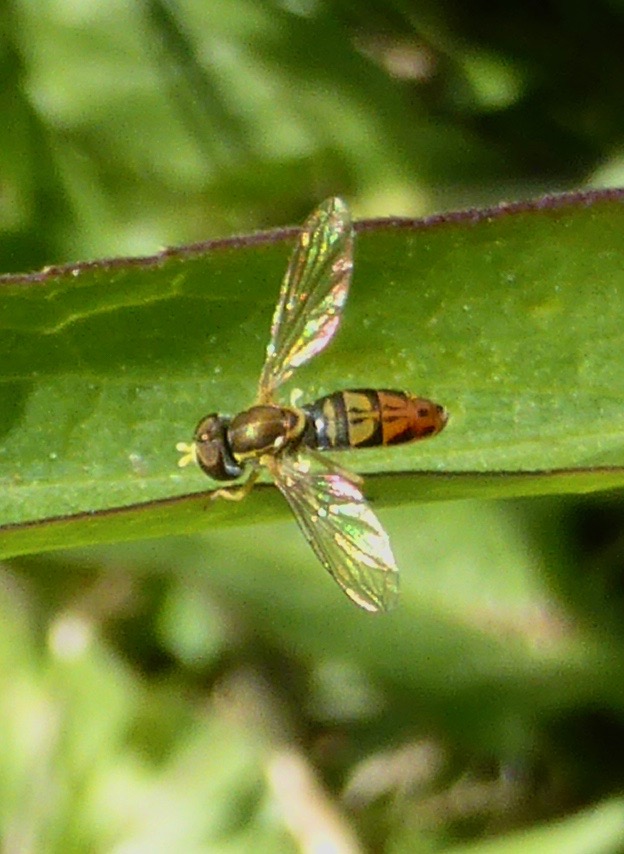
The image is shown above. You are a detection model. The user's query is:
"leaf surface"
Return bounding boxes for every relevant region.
[2,189,624,557]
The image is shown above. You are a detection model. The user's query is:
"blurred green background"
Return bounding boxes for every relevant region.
[3,2,624,851]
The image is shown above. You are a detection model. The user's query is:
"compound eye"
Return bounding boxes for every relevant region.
[193,414,243,481]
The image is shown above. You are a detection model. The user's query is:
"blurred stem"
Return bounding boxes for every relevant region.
[214,666,363,853]
[141,0,253,166]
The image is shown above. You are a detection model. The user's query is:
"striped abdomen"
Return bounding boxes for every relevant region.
[302,389,447,451]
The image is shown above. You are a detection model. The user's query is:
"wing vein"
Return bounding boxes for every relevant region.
[257,197,353,401]
[268,455,399,612]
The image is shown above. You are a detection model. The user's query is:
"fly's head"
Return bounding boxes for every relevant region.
[177,413,243,481]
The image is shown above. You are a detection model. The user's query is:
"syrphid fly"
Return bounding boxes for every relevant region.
[177,198,447,612]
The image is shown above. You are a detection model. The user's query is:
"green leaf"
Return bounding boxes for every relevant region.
[446,797,624,854]
[2,189,624,558]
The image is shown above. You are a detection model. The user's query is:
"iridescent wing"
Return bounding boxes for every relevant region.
[257,197,354,403]
[267,454,400,612]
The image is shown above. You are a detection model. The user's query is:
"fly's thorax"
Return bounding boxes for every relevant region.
[227,405,306,460]
[302,389,448,450]
[192,414,243,481]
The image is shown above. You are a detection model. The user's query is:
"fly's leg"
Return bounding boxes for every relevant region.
[211,467,260,501]
[289,387,304,407]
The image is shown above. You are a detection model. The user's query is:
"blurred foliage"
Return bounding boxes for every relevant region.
[3,1,624,851]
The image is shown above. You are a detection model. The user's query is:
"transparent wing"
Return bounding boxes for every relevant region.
[267,454,400,612]
[257,197,354,402]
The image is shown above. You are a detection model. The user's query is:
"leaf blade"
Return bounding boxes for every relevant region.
[2,190,624,554]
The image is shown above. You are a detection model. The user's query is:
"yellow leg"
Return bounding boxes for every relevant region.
[289,387,304,407]
[211,467,260,502]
